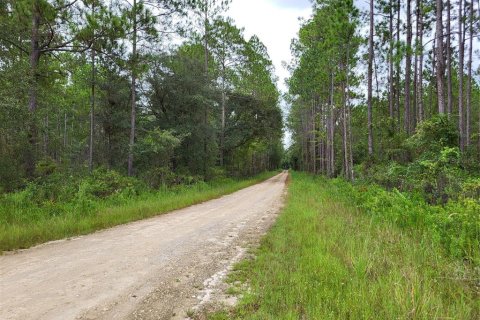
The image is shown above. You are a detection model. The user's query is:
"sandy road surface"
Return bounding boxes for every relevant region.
[0,172,288,320]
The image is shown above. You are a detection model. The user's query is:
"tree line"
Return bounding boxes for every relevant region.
[0,0,283,192]
[286,0,479,203]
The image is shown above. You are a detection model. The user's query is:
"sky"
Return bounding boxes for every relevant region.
[227,0,312,93]
[227,0,312,146]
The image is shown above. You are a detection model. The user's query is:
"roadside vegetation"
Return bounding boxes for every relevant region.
[0,2,284,251]
[206,172,479,320]
[267,0,480,317]
[0,170,278,252]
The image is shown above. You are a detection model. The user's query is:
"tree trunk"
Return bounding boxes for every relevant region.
[465,0,473,147]
[89,2,96,173]
[342,50,352,181]
[458,0,465,151]
[342,83,348,179]
[388,0,394,121]
[127,0,137,176]
[319,101,325,175]
[417,1,424,123]
[430,30,437,115]
[413,0,419,130]
[63,112,67,149]
[328,72,335,177]
[26,0,41,176]
[43,115,49,156]
[312,97,316,174]
[436,0,446,114]
[29,1,40,114]
[348,99,354,181]
[367,0,374,156]
[404,0,412,134]
[203,2,209,176]
[446,0,453,115]
[395,0,401,124]
[220,63,226,167]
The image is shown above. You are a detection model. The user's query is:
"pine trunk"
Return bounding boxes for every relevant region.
[220,63,226,167]
[458,0,465,151]
[465,0,473,147]
[89,2,96,173]
[367,0,374,156]
[388,0,394,120]
[436,0,446,114]
[405,0,412,134]
[417,1,424,123]
[26,0,41,176]
[446,0,453,115]
[395,0,401,124]
[127,0,137,176]
[203,3,209,176]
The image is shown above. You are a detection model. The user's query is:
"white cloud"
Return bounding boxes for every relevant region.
[266,0,311,9]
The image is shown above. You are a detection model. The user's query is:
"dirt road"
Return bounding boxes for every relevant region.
[0,172,287,320]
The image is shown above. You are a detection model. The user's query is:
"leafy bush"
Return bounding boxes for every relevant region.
[330,178,480,265]
[461,178,480,200]
[77,168,145,199]
[35,157,58,177]
[135,129,182,170]
[406,114,458,154]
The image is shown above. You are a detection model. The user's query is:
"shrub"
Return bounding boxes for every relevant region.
[78,168,144,199]
[331,178,480,265]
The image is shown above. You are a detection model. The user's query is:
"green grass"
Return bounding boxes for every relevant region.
[206,172,479,320]
[0,171,278,252]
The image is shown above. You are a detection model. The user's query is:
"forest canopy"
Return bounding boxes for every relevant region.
[0,0,284,192]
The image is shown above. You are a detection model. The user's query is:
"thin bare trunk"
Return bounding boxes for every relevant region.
[220,63,226,166]
[312,97,316,174]
[328,72,335,177]
[395,0,401,124]
[342,78,349,180]
[63,112,67,149]
[436,0,446,114]
[446,0,453,115]
[413,0,419,130]
[405,0,412,133]
[127,0,137,176]
[388,0,394,120]
[27,0,41,176]
[89,1,95,173]
[458,0,465,151]
[465,0,473,147]
[417,1,424,123]
[203,3,209,176]
[430,29,437,115]
[343,47,352,181]
[348,103,354,181]
[44,115,49,156]
[367,0,374,156]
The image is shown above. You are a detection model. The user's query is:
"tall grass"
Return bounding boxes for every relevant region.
[208,172,479,320]
[0,171,278,252]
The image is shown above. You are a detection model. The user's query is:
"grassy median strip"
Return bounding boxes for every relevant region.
[208,172,479,319]
[0,171,278,252]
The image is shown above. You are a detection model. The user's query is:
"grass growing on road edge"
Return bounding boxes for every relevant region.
[0,171,279,252]
[206,172,479,319]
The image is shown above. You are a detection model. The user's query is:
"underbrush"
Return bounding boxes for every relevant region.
[0,169,278,252]
[329,178,480,266]
[206,172,479,320]
[357,115,480,206]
